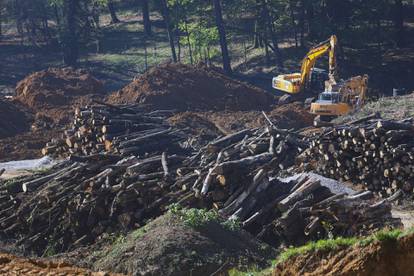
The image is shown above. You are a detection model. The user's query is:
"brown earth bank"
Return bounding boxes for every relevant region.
[61,213,274,276]
[273,233,414,276]
[107,63,277,112]
[0,252,124,276]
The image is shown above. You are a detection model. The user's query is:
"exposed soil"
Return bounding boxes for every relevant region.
[0,99,30,139]
[273,233,414,276]
[0,252,123,276]
[85,213,274,276]
[0,129,61,162]
[15,67,104,125]
[0,68,105,161]
[107,63,277,112]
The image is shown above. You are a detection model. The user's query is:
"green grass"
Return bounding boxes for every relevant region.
[229,227,414,276]
[374,228,403,243]
[277,236,358,264]
[277,227,413,265]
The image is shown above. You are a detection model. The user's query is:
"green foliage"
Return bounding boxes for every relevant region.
[222,218,242,231]
[179,21,219,62]
[169,203,220,227]
[168,203,241,231]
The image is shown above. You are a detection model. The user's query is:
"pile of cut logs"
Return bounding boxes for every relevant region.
[0,109,402,255]
[42,103,184,156]
[0,153,192,255]
[307,114,414,196]
[175,119,400,245]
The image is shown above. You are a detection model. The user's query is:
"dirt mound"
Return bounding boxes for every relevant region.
[0,252,123,275]
[273,233,414,276]
[15,67,104,125]
[92,213,273,276]
[267,102,315,129]
[107,63,276,111]
[0,99,30,139]
[16,67,104,109]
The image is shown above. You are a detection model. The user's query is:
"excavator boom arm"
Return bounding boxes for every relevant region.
[299,35,337,88]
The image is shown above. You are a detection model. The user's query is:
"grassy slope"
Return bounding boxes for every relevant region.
[334,93,414,124]
[229,227,414,276]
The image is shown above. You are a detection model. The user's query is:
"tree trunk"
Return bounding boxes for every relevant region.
[108,0,120,24]
[141,0,151,35]
[299,0,305,47]
[253,20,261,48]
[289,0,298,47]
[212,0,232,74]
[54,5,61,26]
[394,0,404,47]
[160,0,177,62]
[262,0,283,68]
[62,0,79,67]
[184,20,193,64]
[306,0,314,40]
[0,4,2,40]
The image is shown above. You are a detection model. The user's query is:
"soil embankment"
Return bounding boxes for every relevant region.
[274,233,414,276]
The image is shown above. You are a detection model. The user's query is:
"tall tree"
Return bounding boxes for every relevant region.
[0,2,2,40]
[160,0,177,62]
[141,0,151,35]
[107,0,120,24]
[62,0,79,66]
[394,0,404,47]
[212,0,231,74]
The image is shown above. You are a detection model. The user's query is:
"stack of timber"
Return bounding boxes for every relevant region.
[42,103,184,157]
[0,153,193,255]
[174,119,400,245]
[306,114,414,197]
[0,110,401,254]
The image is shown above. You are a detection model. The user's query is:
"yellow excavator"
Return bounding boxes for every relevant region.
[310,75,368,119]
[272,34,368,120]
[272,35,338,94]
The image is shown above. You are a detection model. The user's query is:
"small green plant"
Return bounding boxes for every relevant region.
[222,218,242,231]
[168,203,241,230]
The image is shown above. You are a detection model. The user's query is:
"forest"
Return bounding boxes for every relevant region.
[1,0,412,92]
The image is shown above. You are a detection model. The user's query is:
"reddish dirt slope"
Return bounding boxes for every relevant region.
[0,253,124,275]
[107,63,276,111]
[273,233,414,276]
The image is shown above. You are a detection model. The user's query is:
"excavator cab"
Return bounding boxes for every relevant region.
[310,91,351,118]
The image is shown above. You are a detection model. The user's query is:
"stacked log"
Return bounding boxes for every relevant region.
[0,153,192,255]
[42,104,182,156]
[1,110,402,255]
[307,115,414,197]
